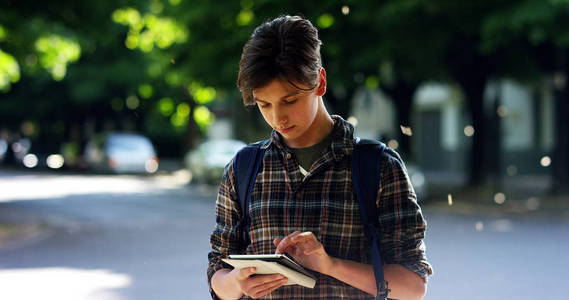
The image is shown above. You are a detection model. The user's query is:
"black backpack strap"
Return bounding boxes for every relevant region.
[352,138,390,300]
[233,139,269,247]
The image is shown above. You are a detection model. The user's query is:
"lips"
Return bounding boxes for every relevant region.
[279,126,295,134]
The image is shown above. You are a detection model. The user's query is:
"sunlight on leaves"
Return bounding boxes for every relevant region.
[158,97,175,116]
[176,103,190,118]
[0,49,20,92]
[165,72,180,86]
[113,8,188,52]
[170,107,189,128]
[138,84,154,99]
[188,82,216,105]
[194,105,215,132]
[0,25,6,40]
[236,10,254,26]
[365,76,379,89]
[317,14,334,29]
[34,34,81,81]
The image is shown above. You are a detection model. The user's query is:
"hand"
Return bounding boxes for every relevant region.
[230,267,288,299]
[273,231,334,275]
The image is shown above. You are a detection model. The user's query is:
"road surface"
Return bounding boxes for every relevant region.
[0,169,567,299]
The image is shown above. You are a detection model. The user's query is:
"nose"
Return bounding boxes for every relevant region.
[273,106,288,127]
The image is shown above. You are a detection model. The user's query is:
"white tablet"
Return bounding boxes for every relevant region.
[222,254,317,288]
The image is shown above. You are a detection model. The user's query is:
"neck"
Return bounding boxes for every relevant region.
[286,96,334,148]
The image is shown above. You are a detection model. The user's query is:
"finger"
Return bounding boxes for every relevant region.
[252,278,288,298]
[275,231,301,254]
[247,276,288,298]
[291,231,317,243]
[273,238,281,248]
[286,233,319,254]
[243,274,285,294]
[249,274,286,287]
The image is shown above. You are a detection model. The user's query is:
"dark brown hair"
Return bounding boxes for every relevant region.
[237,15,322,105]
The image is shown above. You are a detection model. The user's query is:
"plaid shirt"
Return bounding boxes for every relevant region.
[207,116,433,299]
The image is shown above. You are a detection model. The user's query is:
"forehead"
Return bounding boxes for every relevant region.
[252,79,310,101]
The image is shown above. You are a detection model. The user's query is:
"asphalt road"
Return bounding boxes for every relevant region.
[0,169,567,300]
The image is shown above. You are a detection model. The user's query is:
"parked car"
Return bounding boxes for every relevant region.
[184,139,247,183]
[84,132,159,174]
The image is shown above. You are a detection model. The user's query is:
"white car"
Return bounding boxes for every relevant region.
[184,139,247,183]
[84,133,159,174]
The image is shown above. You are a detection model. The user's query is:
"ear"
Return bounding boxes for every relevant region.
[315,68,327,97]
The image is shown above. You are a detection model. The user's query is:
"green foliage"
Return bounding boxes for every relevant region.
[170,102,190,129]
[317,13,334,29]
[112,7,188,52]
[138,83,154,99]
[35,34,81,81]
[236,10,254,26]
[2,0,569,158]
[0,49,20,91]
[193,105,215,132]
[158,97,175,116]
[0,25,6,40]
[188,82,216,105]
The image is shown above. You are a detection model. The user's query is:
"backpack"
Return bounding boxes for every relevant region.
[233,138,390,300]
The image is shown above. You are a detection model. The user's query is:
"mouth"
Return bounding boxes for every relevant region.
[278,126,295,134]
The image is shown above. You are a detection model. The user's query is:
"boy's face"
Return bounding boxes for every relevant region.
[252,71,326,148]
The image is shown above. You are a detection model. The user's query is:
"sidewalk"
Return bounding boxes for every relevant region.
[423,185,569,219]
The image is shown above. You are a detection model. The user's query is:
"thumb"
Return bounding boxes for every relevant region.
[237,267,256,280]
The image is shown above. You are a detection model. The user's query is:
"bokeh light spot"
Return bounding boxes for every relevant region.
[347,116,358,127]
[475,221,484,231]
[464,125,475,137]
[317,13,334,29]
[497,105,508,117]
[540,156,551,167]
[387,139,399,150]
[126,95,140,110]
[23,154,38,168]
[47,154,65,169]
[494,192,506,205]
[158,97,175,116]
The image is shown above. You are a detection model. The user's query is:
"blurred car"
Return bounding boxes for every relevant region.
[406,163,429,202]
[184,139,247,183]
[84,132,159,174]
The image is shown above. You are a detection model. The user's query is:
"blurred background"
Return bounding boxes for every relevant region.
[0,0,568,299]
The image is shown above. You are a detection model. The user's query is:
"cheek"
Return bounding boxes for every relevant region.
[258,108,273,126]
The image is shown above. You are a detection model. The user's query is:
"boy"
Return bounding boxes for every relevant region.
[207,15,432,299]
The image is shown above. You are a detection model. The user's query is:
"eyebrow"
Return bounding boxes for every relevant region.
[254,91,301,103]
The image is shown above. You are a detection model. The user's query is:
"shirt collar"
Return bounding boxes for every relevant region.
[263,115,354,161]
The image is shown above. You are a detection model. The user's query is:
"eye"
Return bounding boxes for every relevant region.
[284,99,297,105]
[257,102,270,108]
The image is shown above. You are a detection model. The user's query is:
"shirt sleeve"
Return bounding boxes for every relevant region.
[207,160,247,299]
[377,148,434,281]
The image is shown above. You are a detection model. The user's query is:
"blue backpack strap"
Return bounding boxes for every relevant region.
[233,139,269,247]
[352,138,390,300]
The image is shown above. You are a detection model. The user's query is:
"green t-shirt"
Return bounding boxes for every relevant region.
[290,132,333,174]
